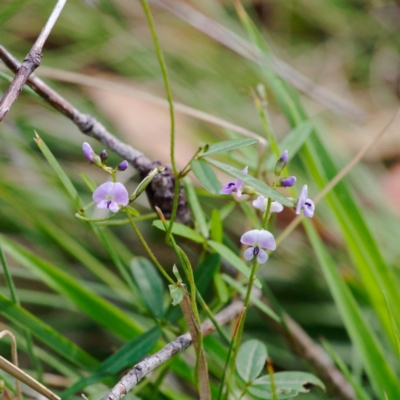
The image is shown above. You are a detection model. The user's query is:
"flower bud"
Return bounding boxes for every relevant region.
[100,149,108,163]
[279,176,296,188]
[82,142,95,163]
[118,160,129,171]
[275,150,288,176]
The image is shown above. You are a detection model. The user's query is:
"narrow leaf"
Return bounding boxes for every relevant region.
[191,159,221,194]
[199,138,258,157]
[130,257,165,319]
[153,220,205,243]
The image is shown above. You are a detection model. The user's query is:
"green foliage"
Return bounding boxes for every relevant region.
[1,1,400,399]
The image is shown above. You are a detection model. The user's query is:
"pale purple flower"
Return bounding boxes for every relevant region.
[118,160,129,171]
[275,150,288,176]
[295,185,315,218]
[82,142,95,163]
[221,166,248,197]
[252,196,283,213]
[93,182,129,213]
[280,176,296,188]
[240,229,276,264]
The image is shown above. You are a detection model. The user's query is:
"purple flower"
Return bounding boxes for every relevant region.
[221,166,248,197]
[118,160,129,171]
[275,150,288,176]
[295,185,315,218]
[252,196,283,213]
[240,229,276,264]
[82,142,95,163]
[280,176,296,188]
[93,182,129,213]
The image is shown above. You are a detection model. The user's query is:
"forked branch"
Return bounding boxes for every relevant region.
[0,0,67,121]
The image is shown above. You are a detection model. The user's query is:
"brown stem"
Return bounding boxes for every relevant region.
[0,0,67,121]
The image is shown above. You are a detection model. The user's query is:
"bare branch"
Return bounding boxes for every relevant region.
[0,0,67,121]
[149,0,366,123]
[0,46,190,223]
[102,300,244,400]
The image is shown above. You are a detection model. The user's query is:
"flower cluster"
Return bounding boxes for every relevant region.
[82,142,130,213]
[221,150,315,264]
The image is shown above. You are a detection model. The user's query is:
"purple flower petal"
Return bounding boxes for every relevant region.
[93,182,114,203]
[244,247,255,261]
[303,199,315,218]
[280,176,296,188]
[257,230,276,250]
[82,142,95,162]
[253,196,267,212]
[118,160,129,171]
[296,185,308,215]
[110,182,129,206]
[270,201,283,213]
[240,229,259,246]
[221,181,235,194]
[257,249,268,264]
[93,182,129,212]
[96,200,109,209]
[108,201,120,213]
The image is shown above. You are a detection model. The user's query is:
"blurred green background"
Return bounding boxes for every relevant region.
[1,1,400,399]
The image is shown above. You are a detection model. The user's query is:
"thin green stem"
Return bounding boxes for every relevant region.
[220,257,259,399]
[75,212,118,223]
[139,0,180,240]
[262,197,272,229]
[139,0,176,174]
[126,212,174,285]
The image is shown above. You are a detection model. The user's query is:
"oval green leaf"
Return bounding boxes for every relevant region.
[236,340,268,382]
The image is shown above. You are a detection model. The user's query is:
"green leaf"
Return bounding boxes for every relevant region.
[35,133,82,208]
[190,159,221,194]
[204,158,293,206]
[303,220,400,399]
[266,121,313,170]
[207,241,261,288]
[184,177,209,239]
[130,257,165,319]
[0,292,98,370]
[248,372,325,399]
[152,220,205,244]
[199,138,258,157]
[210,209,223,243]
[236,340,268,382]
[61,327,161,397]
[169,284,185,306]
[213,273,229,303]
[0,236,143,341]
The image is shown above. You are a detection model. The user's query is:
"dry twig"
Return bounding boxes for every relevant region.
[0,46,190,223]
[102,300,244,400]
[0,0,67,121]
